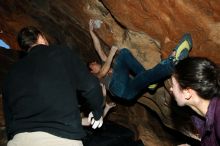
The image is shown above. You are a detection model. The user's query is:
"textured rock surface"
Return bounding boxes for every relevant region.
[0,0,220,145]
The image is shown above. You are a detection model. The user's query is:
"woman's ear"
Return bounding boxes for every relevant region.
[183,88,192,100]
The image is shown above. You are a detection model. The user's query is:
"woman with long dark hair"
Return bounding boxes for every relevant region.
[171,57,220,145]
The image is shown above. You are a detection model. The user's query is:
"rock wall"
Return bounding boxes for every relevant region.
[1,0,220,63]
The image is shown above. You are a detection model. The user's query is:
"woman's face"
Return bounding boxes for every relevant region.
[170,75,187,106]
[37,34,49,45]
[89,61,101,74]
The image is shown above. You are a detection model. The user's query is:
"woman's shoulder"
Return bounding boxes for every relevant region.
[214,97,220,122]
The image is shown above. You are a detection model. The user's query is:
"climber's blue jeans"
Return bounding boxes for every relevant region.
[109,48,174,100]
